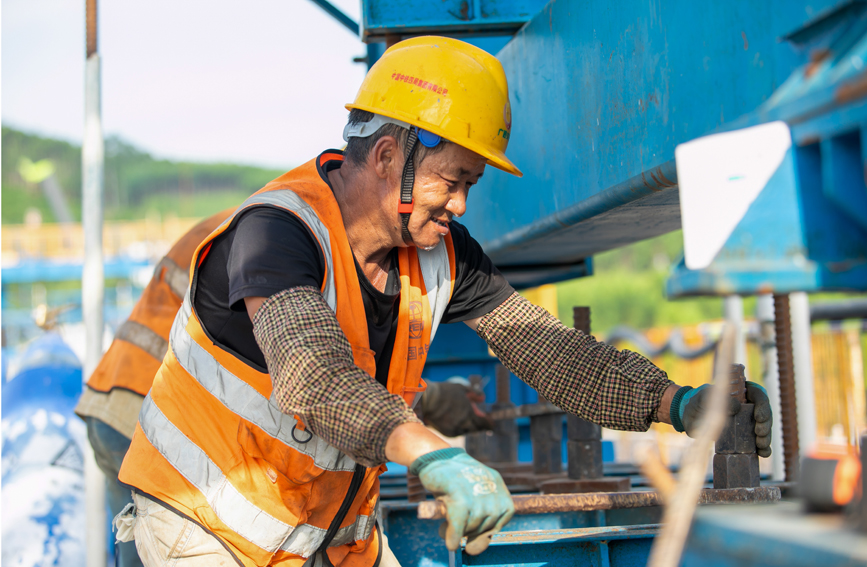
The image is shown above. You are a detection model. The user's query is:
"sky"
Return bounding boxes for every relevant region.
[2,0,368,169]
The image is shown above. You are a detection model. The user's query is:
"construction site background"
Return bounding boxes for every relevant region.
[4,217,865,471]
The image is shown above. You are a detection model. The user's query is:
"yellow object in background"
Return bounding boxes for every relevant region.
[521,284,559,319]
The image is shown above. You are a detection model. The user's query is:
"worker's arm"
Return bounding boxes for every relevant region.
[467,293,773,453]
[465,292,675,432]
[248,287,446,467]
[250,287,514,553]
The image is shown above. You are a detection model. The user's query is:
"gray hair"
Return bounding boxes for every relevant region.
[343,109,449,168]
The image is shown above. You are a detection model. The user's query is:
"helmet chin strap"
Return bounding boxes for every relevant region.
[398,127,420,245]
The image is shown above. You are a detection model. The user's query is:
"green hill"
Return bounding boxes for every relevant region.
[1,126,287,224]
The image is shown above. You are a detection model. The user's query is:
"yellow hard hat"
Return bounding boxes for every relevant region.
[346,36,522,177]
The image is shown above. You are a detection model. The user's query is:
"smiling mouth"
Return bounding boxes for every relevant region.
[432,218,449,229]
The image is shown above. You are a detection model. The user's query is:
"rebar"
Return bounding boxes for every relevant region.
[495,364,510,404]
[573,306,591,335]
[773,294,800,482]
[418,487,781,519]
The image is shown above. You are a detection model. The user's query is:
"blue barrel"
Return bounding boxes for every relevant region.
[2,332,86,566]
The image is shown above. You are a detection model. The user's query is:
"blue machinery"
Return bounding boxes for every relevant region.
[318,0,867,565]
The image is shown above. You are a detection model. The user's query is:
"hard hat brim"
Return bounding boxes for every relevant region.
[345,103,523,178]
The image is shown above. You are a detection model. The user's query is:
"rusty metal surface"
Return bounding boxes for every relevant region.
[86,0,97,56]
[573,307,591,335]
[713,454,761,489]
[539,477,631,495]
[730,363,747,403]
[489,402,563,421]
[716,403,757,455]
[774,293,800,482]
[495,364,511,405]
[406,473,425,503]
[417,487,781,519]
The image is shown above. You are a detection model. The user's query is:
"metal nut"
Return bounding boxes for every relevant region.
[713,453,760,489]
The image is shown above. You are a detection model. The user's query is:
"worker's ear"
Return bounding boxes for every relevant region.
[372,135,400,180]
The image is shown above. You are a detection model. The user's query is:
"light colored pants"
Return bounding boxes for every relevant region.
[127,493,402,566]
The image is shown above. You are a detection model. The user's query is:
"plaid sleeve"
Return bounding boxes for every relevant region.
[477,292,673,432]
[252,287,421,467]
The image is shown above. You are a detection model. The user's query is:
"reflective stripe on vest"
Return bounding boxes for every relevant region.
[115,320,168,361]
[139,394,292,552]
[155,255,190,298]
[170,292,357,473]
[140,392,376,556]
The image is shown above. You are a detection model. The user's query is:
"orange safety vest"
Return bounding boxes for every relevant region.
[86,210,233,396]
[119,153,456,567]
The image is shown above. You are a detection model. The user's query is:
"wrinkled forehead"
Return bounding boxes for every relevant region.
[425,143,487,179]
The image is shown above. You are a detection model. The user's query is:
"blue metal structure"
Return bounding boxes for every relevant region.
[668,1,867,296]
[1,333,89,566]
[361,0,549,42]
[380,498,661,567]
[465,0,850,288]
[451,525,658,567]
[683,502,867,566]
[361,0,857,290]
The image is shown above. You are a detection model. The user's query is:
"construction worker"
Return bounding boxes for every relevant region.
[115,36,773,567]
[75,209,489,567]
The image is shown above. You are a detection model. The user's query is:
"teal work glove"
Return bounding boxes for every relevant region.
[672,382,773,458]
[411,448,514,555]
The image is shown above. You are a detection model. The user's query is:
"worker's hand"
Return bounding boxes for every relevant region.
[419,379,493,438]
[677,382,773,457]
[412,448,514,554]
[744,382,773,458]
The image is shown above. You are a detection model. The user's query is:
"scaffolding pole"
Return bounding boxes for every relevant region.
[83,0,107,565]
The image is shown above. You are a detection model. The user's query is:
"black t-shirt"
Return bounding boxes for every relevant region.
[194,152,514,386]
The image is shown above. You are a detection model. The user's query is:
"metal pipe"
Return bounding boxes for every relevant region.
[417,487,781,519]
[482,160,678,262]
[307,0,360,36]
[790,292,817,454]
[773,294,800,482]
[810,299,867,321]
[83,1,106,564]
[723,295,747,372]
[756,294,785,481]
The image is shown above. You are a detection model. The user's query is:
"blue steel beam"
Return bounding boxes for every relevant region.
[452,0,842,286]
[308,0,360,36]
[361,0,549,41]
[667,2,867,295]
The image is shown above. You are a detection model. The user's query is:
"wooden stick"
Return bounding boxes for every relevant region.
[647,324,737,567]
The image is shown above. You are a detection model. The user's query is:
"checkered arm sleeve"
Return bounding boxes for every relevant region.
[252,287,421,467]
[477,292,673,432]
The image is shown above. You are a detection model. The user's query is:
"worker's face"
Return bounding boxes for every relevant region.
[406,143,486,250]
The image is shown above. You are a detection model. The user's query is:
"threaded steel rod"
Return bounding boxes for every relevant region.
[773,294,800,482]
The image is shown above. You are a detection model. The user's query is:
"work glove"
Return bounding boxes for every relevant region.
[411,448,514,555]
[419,379,493,438]
[672,381,773,458]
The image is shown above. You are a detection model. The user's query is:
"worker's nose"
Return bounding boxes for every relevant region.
[446,190,468,218]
